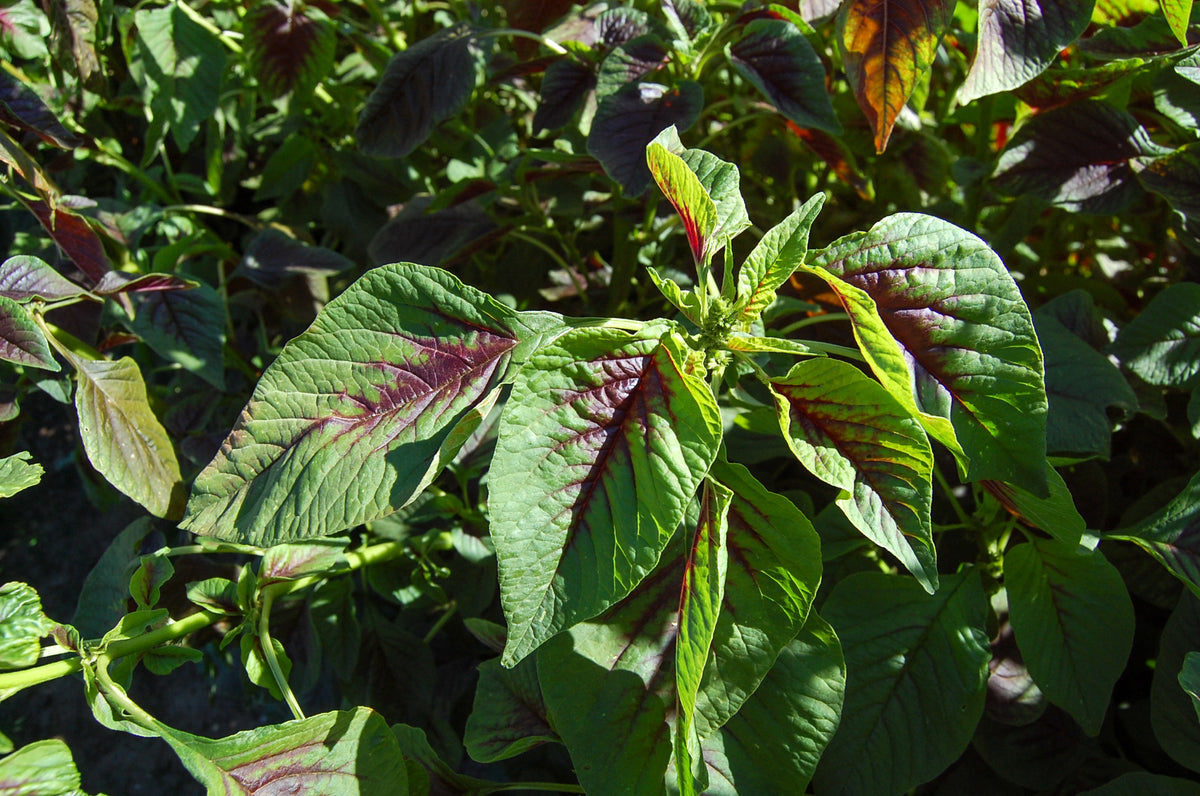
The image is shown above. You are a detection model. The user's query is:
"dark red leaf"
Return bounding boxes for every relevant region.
[500,0,576,57]
[25,198,111,282]
[727,18,840,134]
[243,0,336,98]
[237,228,355,289]
[533,57,596,132]
[367,197,498,267]
[93,272,196,295]
[0,70,82,148]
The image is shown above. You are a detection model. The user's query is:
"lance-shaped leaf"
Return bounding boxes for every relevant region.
[734,193,825,326]
[958,0,1096,104]
[183,264,556,545]
[465,656,557,763]
[647,141,717,267]
[1109,471,1200,597]
[0,582,56,669]
[838,0,954,152]
[0,255,85,302]
[0,296,59,371]
[24,198,111,282]
[489,327,722,665]
[356,23,481,158]
[814,570,991,795]
[1152,593,1200,772]
[1162,0,1196,46]
[0,739,82,795]
[243,0,336,99]
[992,100,1166,213]
[129,284,226,389]
[1108,281,1200,387]
[726,17,840,134]
[771,357,937,592]
[697,614,845,795]
[0,126,57,195]
[92,272,195,296]
[0,451,43,499]
[0,70,81,148]
[808,213,1049,495]
[587,81,704,195]
[67,353,183,519]
[1005,539,1134,735]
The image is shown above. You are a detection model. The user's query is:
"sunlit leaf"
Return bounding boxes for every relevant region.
[183,264,557,545]
[259,540,349,584]
[129,550,174,610]
[597,6,651,47]
[597,34,669,98]
[0,70,81,147]
[735,193,825,325]
[42,0,101,91]
[727,17,840,134]
[0,582,55,669]
[489,327,722,665]
[0,295,59,371]
[0,739,82,795]
[243,0,336,99]
[814,570,991,795]
[1152,593,1200,773]
[958,0,1096,104]
[0,451,43,499]
[1006,540,1134,735]
[837,0,954,152]
[1109,471,1200,597]
[24,198,111,282]
[356,24,481,158]
[129,285,226,389]
[67,353,184,519]
[1162,0,1196,46]
[647,141,717,266]
[465,657,557,763]
[807,213,1049,495]
[1109,282,1200,387]
[0,255,85,302]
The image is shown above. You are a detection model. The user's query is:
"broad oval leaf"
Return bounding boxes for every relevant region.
[814,570,991,796]
[237,228,355,289]
[0,295,59,371]
[958,0,1096,104]
[1152,593,1200,772]
[1108,281,1200,387]
[0,451,43,499]
[838,0,954,152]
[129,284,226,389]
[808,212,1049,495]
[726,17,840,134]
[25,198,111,282]
[0,739,82,794]
[356,24,481,158]
[243,0,336,99]
[992,100,1166,213]
[0,582,56,669]
[68,353,183,519]
[1109,470,1200,597]
[1005,539,1134,735]
[489,327,722,665]
[182,264,544,545]
[597,34,670,98]
[587,81,704,195]
[0,255,85,302]
[982,468,1087,548]
[771,357,937,591]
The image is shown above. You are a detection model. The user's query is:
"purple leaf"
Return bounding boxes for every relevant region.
[726,18,840,134]
[24,197,111,282]
[597,6,651,48]
[0,70,82,148]
[129,284,227,389]
[92,271,196,295]
[597,34,670,97]
[0,295,60,371]
[534,57,596,132]
[367,198,497,267]
[243,0,336,99]
[237,228,355,289]
[0,255,85,301]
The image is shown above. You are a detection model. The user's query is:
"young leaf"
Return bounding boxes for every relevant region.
[771,357,938,592]
[837,0,955,152]
[464,656,557,763]
[807,213,1049,495]
[0,582,56,669]
[1108,282,1200,387]
[129,284,226,390]
[587,81,704,195]
[1005,540,1134,735]
[259,540,349,584]
[1151,593,1200,772]
[0,255,85,302]
[356,24,481,158]
[1162,0,1196,46]
[734,193,826,325]
[0,295,59,371]
[1108,471,1200,597]
[129,551,174,610]
[67,353,184,519]
[646,141,717,267]
[958,0,1096,104]
[489,328,722,665]
[814,570,991,795]
[182,264,550,546]
[726,17,840,134]
[0,451,43,499]
[243,1,336,99]
[992,100,1167,213]
[0,739,83,795]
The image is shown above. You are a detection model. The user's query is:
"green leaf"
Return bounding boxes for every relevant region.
[464,656,557,763]
[771,357,937,591]
[814,570,991,795]
[242,1,336,99]
[734,193,826,326]
[982,468,1088,548]
[67,353,184,519]
[1081,772,1200,795]
[185,578,239,616]
[0,295,58,371]
[132,4,226,152]
[697,613,845,795]
[1181,651,1200,721]
[70,518,155,638]
[1109,471,1200,597]
[1005,539,1134,734]
[129,550,174,610]
[1108,282,1200,387]
[0,739,83,795]
[838,0,955,152]
[240,633,292,701]
[647,141,717,267]
[647,267,704,324]
[0,582,55,670]
[1162,0,1196,45]
[129,284,226,390]
[0,255,84,302]
[1138,142,1200,240]
[727,17,840,135]
[259,539,349,585]
[183,264,550,546]
[355,23,481,158]
[807,213,1048,495]
[392,723,496,794]
[490,328,722,665]
[1152,593,1200,772]
[0,451,42,499]
[958,0,1096,104]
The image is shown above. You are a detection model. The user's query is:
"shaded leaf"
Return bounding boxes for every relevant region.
[771,357,937,591]
[1138,143,1200,240]
[958,0,1097,104]
[1152,593,1200,772]
[0,452,43,499]
[489,327,722,665]
[464,657,557,763]
[42,0,101,90]
[128,284,226,389]
[788,123,873,198]
[735,193,825,325]
[807,213,1049,494]
[243,1,336,99]
[726,17,840,134]
[838,0,954,152]
[1182,651,1200,720]
[814,570,991,795]
[0,255,85,302]
[982,468,1087,547]
[71,518,156,638]
[1109,282,1200,387]
[992,100,1166,213]
[1005,539,1134,734]
[1081,772,1200,795]
[356,24,481,158]
[0,70,81,147]
[0,582,55,669]
[534,57,595,132]
[0,295,59,371]
[237,228,355,289]
[1109,470,1200,597]
[587,81,704,195]
[25,198,111,282]
[597,34,669,98]
[367,198,497,268]
[67,353,183,519]
[392,723,496,794]
[0,739,83,795]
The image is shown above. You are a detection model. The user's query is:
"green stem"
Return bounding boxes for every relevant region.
[162,204,262,231]
[933,465,972,529]
[175,0,243,54]
[107,610,223,660]
[797,340,865,361]
[421,601,458,645]
[484,783,586,794]
[93,656,165,734]
[90,141,176,205]
[260,590,305,721]
[38,318,102,361]
[0,657,82,693]
[259,541,409,601]
[776,312,850,336]
[473,28,568,55]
